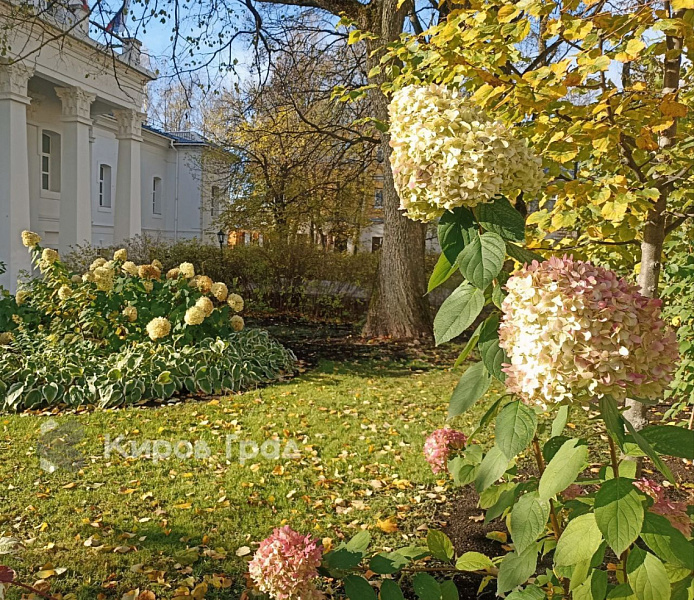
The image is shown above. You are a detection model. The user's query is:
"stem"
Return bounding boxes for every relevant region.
[532,436,563,540]
[608,436,620,479]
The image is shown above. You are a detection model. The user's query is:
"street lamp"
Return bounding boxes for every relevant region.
[217,230,227,257]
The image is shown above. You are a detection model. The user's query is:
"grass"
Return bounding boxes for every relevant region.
[1,348,499,599]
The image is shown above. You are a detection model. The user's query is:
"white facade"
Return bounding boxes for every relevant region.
[0,2,220,290]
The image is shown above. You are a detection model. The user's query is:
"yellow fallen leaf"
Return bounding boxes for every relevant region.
[376,518,398,533]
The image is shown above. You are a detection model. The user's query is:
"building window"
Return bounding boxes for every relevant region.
[371,236,383,252]
[211,185,220,217]
[152,177,162,215]
[374,190,384,209]
[41,130,61,192]
[98,164,112,209]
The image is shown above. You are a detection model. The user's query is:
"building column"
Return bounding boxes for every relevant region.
[56,86,95,254]
[0,61,33,292]
[113,109,144,243]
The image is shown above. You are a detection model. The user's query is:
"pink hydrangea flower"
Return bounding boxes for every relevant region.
[423,428,467,473]
[498,256,679,407]
[248,526,324,599]
[635,478,692,537]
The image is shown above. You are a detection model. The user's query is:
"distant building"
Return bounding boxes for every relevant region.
[0,1,224,290]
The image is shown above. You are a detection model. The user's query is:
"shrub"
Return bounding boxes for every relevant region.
[0,233,295,411]
[65,235,381,321]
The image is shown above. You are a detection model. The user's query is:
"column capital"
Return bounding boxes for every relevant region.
[56,86,95,124]
[114,108,145,140]
[0,61,34,103]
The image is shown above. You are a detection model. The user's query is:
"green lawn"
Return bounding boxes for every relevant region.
[1,350,497,599]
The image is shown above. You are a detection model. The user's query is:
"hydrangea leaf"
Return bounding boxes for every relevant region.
[457,232,507,290]
[594,478,644,557]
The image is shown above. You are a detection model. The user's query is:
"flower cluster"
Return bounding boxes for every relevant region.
[388,84,544,222]
[423,428,467,473]
[146,317,171,341]
[634,478,692,536]
[248,526,324,600]
[21,230,41,249]
[498,256,679,407]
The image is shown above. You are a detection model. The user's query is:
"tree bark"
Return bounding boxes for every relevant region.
[361,0,433,339]
[623,5,683,430]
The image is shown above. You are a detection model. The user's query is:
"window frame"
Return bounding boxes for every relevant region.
[152,176,163,216]
[97,163,112,210]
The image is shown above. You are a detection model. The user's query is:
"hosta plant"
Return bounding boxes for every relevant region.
[244,204,693,600]
[0,233,295,411]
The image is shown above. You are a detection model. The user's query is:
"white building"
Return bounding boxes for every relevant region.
[0,1,222,290]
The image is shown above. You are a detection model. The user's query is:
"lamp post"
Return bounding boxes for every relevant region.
[217,230,227,259]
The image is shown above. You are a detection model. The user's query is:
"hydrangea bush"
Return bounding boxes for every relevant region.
[388,84,544,221]
[0,233,295,410]
[243,202,692,600]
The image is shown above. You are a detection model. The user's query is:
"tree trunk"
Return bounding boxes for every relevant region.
[361,1,433,339]
[623,6,683,431]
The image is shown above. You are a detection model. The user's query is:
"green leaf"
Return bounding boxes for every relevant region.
[492,281,507,309]
[626,548,671,600]
[608,584,637,600]
[448,362,491,419]
[453,323,482,368]
[574,570,609,600]
[506,242,543,264]
[510,492,550,554]
[455,552,494,571]
[670,578,693,600]
[478,313,508,381]
[413,572,443,600]
[555,514,604,566]
[344,575,377,600]
[551,405,570,437]
[507,585,547,600]
[623,418,674,483]
[441,580,460,600]
[369,552,410,574]
[640,512,694,570]
[497,545,538,594]
[594,478,644,557]
[434,283,485,345]
[639,425,694,460]
[429,253,458,293]
[457,232,506,290]
[495,400,537,460]
[539,438,589,500]
[427,530,455,562]
[599,395,625,449]
[475,446,510,493]
[448,457,478,485]
[475,196,526,242]
[439,207,477,264]
[380,580,406,600]
[346,530,371,554]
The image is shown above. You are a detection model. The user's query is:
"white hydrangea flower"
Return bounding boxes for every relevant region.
[21,231,41,249]
[184,305,206,326]
[57,285,72,301]
[230,315,245,332]
[211,282,228,302]
[227,293,244,313]
[179,263,195,279]
[122,306,138,322]
[196,296,214,317]
[146,317,171,341]
[498,256,680,407]
[388,84,544,221]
